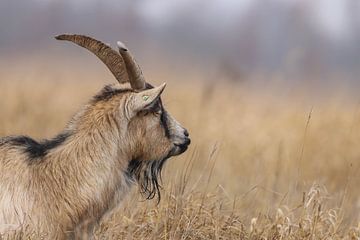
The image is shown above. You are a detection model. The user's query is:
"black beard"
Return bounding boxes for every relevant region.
[126,153,172,203]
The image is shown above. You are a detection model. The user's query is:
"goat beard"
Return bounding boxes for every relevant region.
[126,153,171,203]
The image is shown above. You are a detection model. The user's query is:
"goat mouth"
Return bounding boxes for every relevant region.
[173,143,189,155]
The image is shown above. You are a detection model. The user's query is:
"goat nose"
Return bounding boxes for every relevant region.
[184,137,191,146]
[184,129,189,137]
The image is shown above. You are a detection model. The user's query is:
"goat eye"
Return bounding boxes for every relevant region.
[154,110,162,116]
[139,109,160,117]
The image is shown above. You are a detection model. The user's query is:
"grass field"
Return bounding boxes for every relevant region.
[0,57,359,239]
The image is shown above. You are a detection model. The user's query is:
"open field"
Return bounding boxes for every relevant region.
[0,58,359,239]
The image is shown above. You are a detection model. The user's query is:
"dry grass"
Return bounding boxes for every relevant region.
[0,57,359,239]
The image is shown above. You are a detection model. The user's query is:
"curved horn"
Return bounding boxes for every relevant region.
[55,34,129,84]
[117,41,146,90]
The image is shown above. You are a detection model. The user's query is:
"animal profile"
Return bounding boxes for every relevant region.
[0,34,190,239]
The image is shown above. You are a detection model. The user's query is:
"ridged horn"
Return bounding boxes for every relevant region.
[117,41,146,90]
[55,34,129,84]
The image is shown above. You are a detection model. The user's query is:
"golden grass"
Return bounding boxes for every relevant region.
[0,58,359,239]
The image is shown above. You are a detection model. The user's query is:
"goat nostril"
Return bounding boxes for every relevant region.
[185,138,191,146]
[184,129,189,137]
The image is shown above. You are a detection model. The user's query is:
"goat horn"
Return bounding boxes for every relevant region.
[55,34,129,85]
[117,41,146,90]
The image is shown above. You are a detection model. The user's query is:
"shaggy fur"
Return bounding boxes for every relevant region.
[0,84,190,239]
[4,133,71,160]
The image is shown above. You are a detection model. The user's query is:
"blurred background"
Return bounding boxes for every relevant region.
[0,0,360,236]
[1,0,360,87]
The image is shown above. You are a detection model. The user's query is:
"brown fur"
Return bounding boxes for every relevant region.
[0,85,189,239]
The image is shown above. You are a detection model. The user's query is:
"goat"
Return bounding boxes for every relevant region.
[0,34,190,239]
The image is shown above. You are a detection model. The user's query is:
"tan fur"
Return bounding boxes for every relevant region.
[0,86,189,239]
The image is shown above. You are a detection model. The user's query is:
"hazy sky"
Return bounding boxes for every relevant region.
[25,0,356,41]
[1,0,359,81]
[3,0,357,42]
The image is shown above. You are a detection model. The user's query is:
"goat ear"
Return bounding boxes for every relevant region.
[130,83,166,112]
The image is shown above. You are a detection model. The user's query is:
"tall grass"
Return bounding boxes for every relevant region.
[0,58,359,239]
